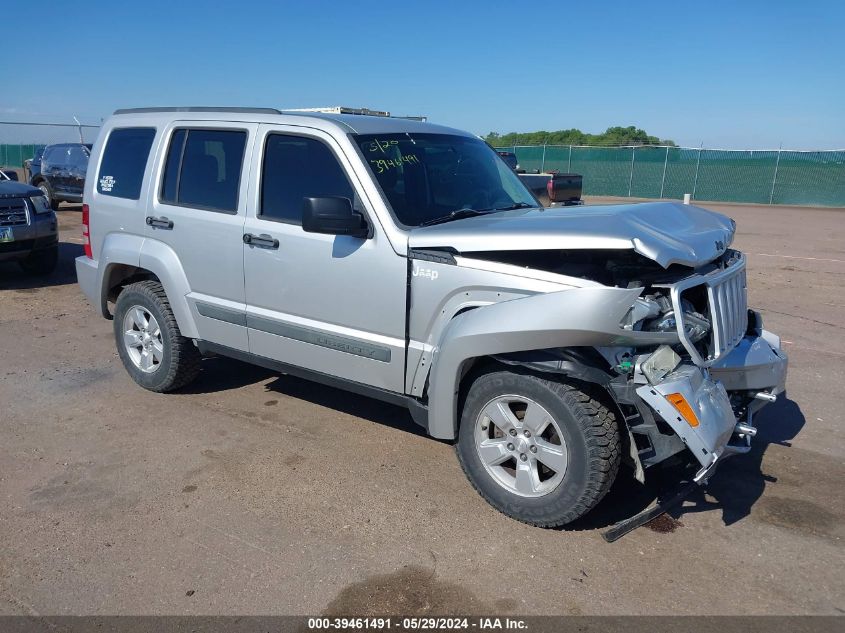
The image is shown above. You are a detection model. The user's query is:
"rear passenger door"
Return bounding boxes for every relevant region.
[146,122,257,352]
[242,126,407,393]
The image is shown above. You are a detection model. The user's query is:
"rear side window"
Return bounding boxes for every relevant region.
[97,129,155,199]
[160,128,247,213]
[261,134,354,223]
[67,145,90,170]
[43,146,66,166]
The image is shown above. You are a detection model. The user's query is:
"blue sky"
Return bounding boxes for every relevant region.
[3,0,843,149]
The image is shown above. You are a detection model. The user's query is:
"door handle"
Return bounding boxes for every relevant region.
[146,215,174,229]
[243,233,279,249]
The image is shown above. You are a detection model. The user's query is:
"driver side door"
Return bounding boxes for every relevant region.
[242,125,407,393]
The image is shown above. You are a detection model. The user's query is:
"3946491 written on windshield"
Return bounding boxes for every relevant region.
[364,138,420,173]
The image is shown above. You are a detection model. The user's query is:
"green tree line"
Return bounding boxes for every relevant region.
[485,126,676,147]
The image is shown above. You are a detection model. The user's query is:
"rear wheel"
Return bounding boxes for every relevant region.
[456,369,620,527]
[113,280,201,392]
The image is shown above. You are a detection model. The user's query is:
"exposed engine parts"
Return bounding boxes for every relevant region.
[621,293,711,344]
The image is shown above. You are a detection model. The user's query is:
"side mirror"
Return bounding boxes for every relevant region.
[302,196,369,238]
[1,169,19,181]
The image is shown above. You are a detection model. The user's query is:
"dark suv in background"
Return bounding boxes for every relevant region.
[0,169,58,274]
[23,147,45,183]
[29,143,91,210]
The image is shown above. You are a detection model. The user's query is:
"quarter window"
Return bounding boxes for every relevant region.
[160,129,247,213]
[97,128,155,199]
[260,134,354,224]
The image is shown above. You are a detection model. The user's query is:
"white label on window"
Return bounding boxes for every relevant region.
[100,175,115,192]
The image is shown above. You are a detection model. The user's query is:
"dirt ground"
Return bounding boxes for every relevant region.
[0,199,843,616]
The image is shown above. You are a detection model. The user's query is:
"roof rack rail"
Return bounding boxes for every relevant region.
[285,106,391,117]
[113,107,282,115]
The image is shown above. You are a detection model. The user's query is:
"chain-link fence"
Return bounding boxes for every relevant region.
[1,121,101,171]
[0,144,45,168]
[3,129,843,206]
[496,145,845,207]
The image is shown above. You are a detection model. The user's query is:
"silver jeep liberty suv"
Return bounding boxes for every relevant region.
[77,107,787,528]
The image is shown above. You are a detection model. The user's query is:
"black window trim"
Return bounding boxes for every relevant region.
[96,126,157,201]
[257,130,372,230]
[157,126,249,216]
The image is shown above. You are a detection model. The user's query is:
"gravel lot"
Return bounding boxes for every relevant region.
[0,200,843,616]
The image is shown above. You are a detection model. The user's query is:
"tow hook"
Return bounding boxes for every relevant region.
[735,423,757,437]
[753,391,777,403]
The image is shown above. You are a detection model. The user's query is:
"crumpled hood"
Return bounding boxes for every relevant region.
[408,201,736,268]
[0,180,41,199]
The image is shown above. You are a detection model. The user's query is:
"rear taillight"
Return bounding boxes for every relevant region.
[546,178,556,203]
[82,203,92,259]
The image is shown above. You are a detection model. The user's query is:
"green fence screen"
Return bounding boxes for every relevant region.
[4,142,844,206]
[0,144,45,170]
[496,145,845,207]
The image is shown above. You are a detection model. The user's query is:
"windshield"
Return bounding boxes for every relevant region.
[354,133,538,227]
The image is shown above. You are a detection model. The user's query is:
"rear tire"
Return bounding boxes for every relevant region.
[456,369,620,527]
[113,280,201,392]
[19,244,58,275]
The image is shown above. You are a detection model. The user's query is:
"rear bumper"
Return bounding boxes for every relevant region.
[75,255,99,306]
[636,328,788,482]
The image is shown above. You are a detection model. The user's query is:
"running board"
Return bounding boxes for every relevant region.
[601,480,699,543]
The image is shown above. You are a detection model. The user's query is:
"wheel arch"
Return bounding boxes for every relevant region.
[455,349,622,430]
[96,234,198,338]
[425,287,644,440]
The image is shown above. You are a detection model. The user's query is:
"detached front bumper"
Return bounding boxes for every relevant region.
[710,328,788,410]
[635,327,788,482]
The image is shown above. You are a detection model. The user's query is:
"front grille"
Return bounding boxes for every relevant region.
[707,265,748,358]
[0,199,29,226]
[670,251,748,366]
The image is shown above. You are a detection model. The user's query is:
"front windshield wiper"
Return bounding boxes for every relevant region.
[418,208,493,227]
[493,202,535,211]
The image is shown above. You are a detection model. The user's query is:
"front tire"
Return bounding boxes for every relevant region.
[113,280,201,392]
[456,369,620,527]
[36,181,60,211]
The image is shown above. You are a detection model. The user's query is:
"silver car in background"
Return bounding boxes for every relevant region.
[76,107,787,527]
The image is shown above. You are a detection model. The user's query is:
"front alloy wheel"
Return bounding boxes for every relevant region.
[456,369,621,527]
[475,395,568,498]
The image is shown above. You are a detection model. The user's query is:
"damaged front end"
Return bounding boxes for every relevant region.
[607,249,788,483]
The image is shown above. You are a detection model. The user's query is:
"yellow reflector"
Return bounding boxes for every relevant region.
[666,393,700,428]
